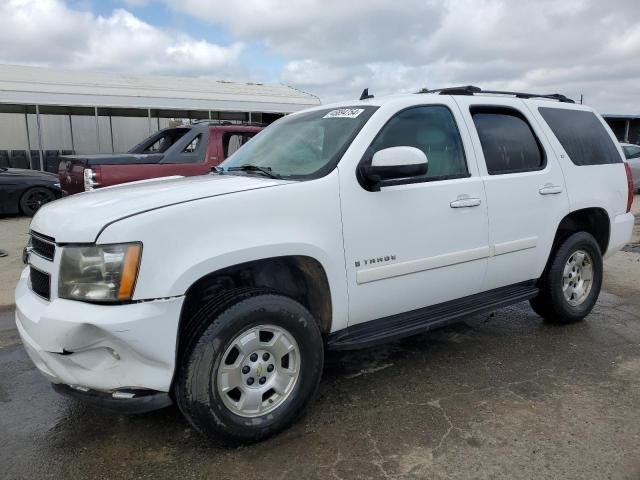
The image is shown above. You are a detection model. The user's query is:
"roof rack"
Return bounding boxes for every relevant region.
[416,85,575,103]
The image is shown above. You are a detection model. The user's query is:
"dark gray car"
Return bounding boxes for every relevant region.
[0,168,66,216]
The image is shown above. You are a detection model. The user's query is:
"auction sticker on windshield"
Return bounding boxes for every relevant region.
[323,108,365,119]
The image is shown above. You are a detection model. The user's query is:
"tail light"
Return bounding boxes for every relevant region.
[83,166,102,191]
[624,162,634,213]
[93,165,102,187]
[83,168,94,191]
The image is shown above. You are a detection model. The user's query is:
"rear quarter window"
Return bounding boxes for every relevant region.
[538,108,622,166]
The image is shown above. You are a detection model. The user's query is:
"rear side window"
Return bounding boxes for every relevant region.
[471,107,545,175]
[223,133,256,158]
[538,108,622,165]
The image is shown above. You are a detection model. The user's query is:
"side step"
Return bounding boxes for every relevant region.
[327,281,539,350]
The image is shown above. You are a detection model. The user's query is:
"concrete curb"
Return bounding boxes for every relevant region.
[0,303,15,313]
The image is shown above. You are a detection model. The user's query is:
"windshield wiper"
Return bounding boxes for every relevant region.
[226,164,281,179]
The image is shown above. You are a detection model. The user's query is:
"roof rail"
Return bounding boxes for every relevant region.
[416,85,575,103]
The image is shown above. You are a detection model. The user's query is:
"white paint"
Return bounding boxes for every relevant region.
[492,237,538,256]
[371,146,428,168]
[356,246,491,284]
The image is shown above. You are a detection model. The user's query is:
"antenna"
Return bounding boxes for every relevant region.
[360,88,374,100]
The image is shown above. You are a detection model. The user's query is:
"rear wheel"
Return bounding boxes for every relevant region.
[175,289,324,444]
[530,232,603,324]
[19,187,55,216]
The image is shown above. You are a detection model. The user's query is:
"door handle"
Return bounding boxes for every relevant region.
[539,184,563,195]
[450,196,482,208]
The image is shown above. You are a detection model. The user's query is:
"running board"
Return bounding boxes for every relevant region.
[327,281,539,350]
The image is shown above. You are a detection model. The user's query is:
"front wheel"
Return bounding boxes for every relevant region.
[175,289,324,444]
[19,187,55,216]
[530,232,603,324]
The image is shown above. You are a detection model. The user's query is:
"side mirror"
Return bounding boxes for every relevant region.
[360,146,428,191]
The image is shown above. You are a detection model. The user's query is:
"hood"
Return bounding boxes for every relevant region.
[30,174,291,242]
[0,168,58,181]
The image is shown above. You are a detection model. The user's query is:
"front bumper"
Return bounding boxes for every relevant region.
[52,384,172,414]
[15,270,184,393]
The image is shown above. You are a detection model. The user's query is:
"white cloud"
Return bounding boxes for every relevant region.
[170,0,640,113]
[0,0,244,76]
[2,0,640,113]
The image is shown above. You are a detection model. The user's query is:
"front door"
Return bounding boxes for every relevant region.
[339,101,490,326]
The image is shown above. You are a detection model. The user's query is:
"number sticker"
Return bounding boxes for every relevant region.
[323,108,365,119]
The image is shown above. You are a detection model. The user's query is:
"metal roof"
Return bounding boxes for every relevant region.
[0,64,320,113]
[603,114,640,120]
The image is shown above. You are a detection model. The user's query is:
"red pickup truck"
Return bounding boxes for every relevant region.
[58,122,263,194]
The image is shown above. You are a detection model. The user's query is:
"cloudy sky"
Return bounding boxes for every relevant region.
[1,0,640,113]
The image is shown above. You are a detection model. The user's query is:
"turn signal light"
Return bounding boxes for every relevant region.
[118,244,142,300]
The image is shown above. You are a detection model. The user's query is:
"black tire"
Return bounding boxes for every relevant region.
[19,187,55,216]
[174,288,324,444]
[530,232,603,324]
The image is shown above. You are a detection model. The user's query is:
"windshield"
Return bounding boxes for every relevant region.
[221,106,377,179]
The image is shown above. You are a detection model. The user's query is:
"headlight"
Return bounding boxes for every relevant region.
[59,243,142,302]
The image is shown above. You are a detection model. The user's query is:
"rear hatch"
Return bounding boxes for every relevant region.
[58,154,164,194]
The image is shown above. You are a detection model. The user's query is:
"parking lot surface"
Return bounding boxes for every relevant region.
[0,215,30,310]
[1,205,639,480]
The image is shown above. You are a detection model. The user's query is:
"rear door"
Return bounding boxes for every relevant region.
[454,97,570,290]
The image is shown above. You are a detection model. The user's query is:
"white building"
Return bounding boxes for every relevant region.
[0,64,320,170]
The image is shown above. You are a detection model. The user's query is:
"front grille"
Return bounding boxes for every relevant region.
[30,231,56,261]
[29,266,51,300]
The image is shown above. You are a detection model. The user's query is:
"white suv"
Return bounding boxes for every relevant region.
[15,86,635,443]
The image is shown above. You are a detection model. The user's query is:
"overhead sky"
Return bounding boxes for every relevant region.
[2,0,639,113]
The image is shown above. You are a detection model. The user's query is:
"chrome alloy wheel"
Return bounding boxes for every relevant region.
[562,250,594,306]
[216,324,300,418]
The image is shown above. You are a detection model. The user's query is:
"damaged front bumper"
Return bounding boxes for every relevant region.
[15,271,184,406]
[52,384,172,414]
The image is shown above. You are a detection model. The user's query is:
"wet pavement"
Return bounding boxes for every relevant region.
[2,252,640,479]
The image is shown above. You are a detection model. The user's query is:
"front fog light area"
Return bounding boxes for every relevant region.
[58,243,141,302]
